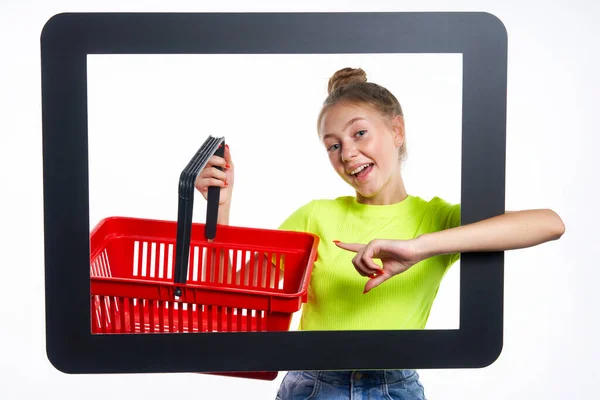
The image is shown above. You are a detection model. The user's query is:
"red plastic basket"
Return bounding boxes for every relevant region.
[89,136,319,380]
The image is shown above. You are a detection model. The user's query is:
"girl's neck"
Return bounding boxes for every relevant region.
[355,173,408,206]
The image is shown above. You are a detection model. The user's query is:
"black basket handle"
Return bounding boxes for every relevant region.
[173,135,225,297]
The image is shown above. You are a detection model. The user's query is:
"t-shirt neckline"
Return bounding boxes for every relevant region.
[347,194,415,217]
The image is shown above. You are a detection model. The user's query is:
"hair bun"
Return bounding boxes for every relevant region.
[327,67,367,95]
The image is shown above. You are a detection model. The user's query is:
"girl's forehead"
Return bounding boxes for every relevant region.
[320,103,379,132]
[328,101,372,117]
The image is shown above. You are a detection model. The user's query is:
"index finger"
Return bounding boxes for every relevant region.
[223,143,233,166]
[333,241,364,253]
[206,154,228,169]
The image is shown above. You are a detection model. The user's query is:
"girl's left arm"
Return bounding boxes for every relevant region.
[335,209,565,293]
[416,209,565,260]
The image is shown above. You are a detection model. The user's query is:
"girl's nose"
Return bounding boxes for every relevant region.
[342,144,358,162]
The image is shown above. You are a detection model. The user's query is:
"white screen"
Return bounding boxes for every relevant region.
[87,53,462,330]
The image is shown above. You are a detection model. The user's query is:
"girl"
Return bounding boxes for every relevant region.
[195,67,565,400]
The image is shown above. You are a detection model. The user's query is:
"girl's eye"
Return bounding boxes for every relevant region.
[327,143,340,151]
[356,130,367,137]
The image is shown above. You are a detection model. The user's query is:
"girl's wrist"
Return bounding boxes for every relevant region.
[217,201,231,225]
[413,234,435,262]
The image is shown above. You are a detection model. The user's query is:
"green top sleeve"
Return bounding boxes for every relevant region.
[432,199,461,267]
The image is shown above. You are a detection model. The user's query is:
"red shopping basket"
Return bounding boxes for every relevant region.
[89,136,319,381]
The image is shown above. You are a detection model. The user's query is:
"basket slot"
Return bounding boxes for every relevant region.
[129,240,178,282]
[147,302,153,332]
[127,298,134,332]
[168,243,174,280]
[92,295,103,333]
[230,249,238,285]
[263,252,271,289]
[239,249,248,286]
[274,253,282,289]
[187,303,194,332]
[246,309,252,331]
[199,246,207,282]
[141,242,148,278]
[93,295,101,332]
[215,248,225,284]
[175,302,182,332]
[206,305,213,332]
[190,245,234,285]
[102,250,111,277]
[223,249,232,284]
[148,299,155,333]
[137,299,146,333]
[215,248,222,284]
[158,300,165,333]
[217,306,224,331]
[123,239,302,291]
[185,247,291,291]
[255,309,263,332]
[149,242,156,278]
[250,252,258,287]
[279,254,286,290]
[158,244,169,280]
[96,296,105,333]
[93,296,274,334]
[109,296,117,334]
[235,308,264,332]
[193,306,267,332]
[226,306,233,331]
[187,243,302,292]
[117,297,125,333]
[92,295,123,333]
[206,246,214,284]
[191,246,200,282]
[259,252,278,290]
[198,249,285,291]
[196,305,205,332]
[221,248,230,284]
[167,301,174,332]
[263,253,272,289]
[91,249,111,278]
[132,241,140,277]
[235,307,242,332]
[256,253,263,288]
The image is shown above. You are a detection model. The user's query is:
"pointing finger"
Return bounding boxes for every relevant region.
[333,241,364,253]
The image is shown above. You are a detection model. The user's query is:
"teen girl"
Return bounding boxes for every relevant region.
[195,67,565,400]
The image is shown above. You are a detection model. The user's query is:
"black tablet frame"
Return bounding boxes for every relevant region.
[41,12,507,374]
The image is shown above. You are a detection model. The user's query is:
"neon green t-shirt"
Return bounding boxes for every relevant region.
[278,195,460,331]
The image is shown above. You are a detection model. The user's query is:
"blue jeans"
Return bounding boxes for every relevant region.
[275,370,426,400]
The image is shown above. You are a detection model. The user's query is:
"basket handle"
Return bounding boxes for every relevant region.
[174,135,225,296]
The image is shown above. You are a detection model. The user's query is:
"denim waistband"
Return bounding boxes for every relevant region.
[301,369,417,386]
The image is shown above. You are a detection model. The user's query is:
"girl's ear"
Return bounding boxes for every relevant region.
[391,115,405,147]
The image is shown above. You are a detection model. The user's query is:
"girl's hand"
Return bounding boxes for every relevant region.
[195,144,234,207]
[334,239,422,294]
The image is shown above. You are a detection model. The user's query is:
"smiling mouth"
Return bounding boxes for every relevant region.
[350,163,374,179]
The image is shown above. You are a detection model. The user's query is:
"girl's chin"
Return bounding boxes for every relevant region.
[344,176,381,197]
[355,185,380,198]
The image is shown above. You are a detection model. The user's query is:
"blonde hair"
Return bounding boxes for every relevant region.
[317,67,407,161]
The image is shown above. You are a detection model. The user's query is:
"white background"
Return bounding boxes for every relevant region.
[87,53,462,330]
[0,0,596,399]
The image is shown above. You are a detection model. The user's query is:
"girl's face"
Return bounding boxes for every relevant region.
[319,101,405,204]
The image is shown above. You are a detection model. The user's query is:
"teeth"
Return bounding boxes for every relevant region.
[351,164,370,175]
